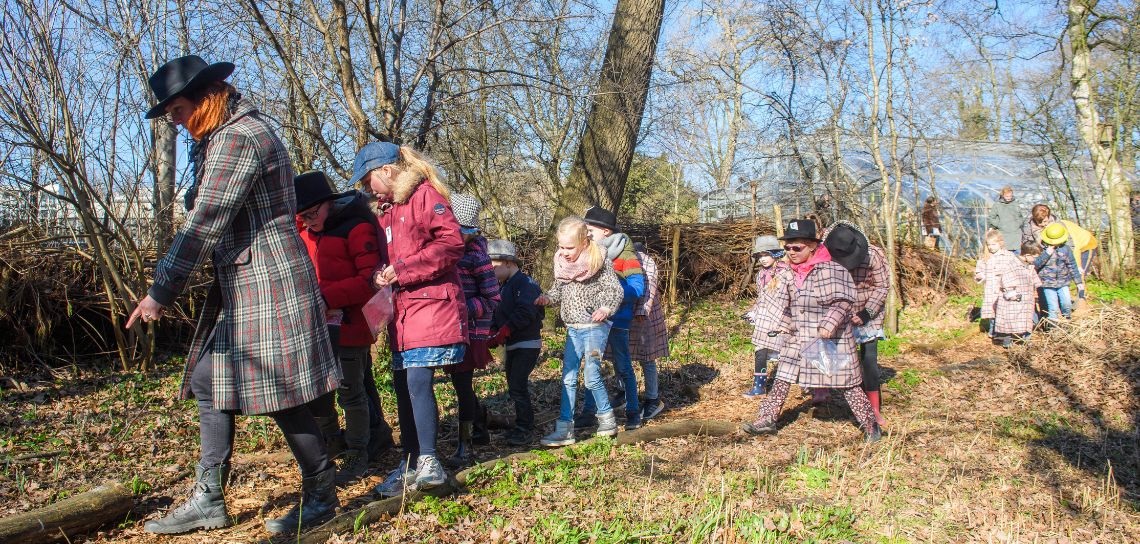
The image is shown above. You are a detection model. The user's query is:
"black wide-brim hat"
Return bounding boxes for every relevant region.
[778,218,820,242]
[145,55,235,119]
[823,222,870,271]
[294,171,340,212]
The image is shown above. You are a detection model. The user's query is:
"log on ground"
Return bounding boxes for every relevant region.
[0,482,133,544]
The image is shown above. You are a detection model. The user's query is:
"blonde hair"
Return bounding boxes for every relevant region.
[983,230,1005,256]
[557,216,605,275]
[395,146,450,199]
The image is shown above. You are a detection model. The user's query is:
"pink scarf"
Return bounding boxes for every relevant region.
[789,245,833,288]
[554,251,597,282]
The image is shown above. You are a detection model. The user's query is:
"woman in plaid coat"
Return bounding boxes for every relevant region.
[981,231,1038,345]
[741,219,881,442]
[130,56,341,535]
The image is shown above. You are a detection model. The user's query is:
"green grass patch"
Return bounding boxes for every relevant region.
[1087,278,1140,306]
[884,368,924,396]
[735,504,859,543]
[410,495,473,524]
[878,335,905,357]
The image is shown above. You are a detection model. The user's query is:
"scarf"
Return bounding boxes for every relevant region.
[554,250,597,282]
[789,245,833,289]
[597,232,628,260]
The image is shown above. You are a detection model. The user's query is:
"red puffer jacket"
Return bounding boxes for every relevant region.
[299,191,386,346]
[378,176,468,352]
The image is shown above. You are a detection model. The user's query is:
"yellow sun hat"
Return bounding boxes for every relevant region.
[1041,222,1069,246]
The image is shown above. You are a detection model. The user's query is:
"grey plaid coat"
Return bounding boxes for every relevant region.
[771,260,862,389]
[980,251,1039,335]
[149,98,340,415]
[748,262,791,351]
[850,245,889,331]
[628,250,669,361]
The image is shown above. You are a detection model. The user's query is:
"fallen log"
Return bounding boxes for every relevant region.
[0,482,134,544]
[298,419,737,543]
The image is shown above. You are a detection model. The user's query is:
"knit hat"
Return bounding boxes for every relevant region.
[778,219,820,241]
[351,141,400,186]
[450,193,481,230]
[487,239,519,262]
[752,235,782,256]
[1041,222,1069,246]
[293,171,338,212]
[583,206,617,231]
[823,221,870,271]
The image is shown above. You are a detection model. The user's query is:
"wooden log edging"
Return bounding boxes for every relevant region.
[0,482,134,544]
[298,419,737,543]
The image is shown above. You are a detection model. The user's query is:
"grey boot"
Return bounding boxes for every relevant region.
[443,420,475,469]
[264,467,340,535]
[144,464,230,534]
[595,411,618,437]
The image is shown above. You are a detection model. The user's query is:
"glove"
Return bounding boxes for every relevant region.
[488,325,510,348]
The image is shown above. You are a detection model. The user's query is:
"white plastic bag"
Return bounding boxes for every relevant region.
[802,338,842,376]
[362,286,394,339]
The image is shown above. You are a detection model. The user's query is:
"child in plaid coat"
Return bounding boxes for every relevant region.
[981,231,1038,347]
[743,235,789,397]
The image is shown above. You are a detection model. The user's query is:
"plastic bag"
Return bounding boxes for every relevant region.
[853,325,881,345]
[802,338,842,376]
[362,286,394,339]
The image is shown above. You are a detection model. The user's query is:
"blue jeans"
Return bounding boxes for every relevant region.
[1041,286,1073,320]
[558,324,613,422]
[582,327,640,418]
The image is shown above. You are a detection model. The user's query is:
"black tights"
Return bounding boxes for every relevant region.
[449,369,480,422]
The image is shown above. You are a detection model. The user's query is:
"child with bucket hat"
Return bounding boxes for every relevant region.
[1033,222,1084,321]
[442,193,501,468]
[742,234,789,397]
[487,239,546,445]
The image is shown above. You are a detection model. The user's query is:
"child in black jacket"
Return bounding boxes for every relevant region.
[487,239,546,446]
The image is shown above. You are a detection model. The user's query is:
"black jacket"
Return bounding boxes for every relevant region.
[491,269,544,344]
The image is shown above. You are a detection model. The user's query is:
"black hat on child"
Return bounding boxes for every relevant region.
[778,218,820,242]
[294,171,339,212]
[145,55,235,119]
[823,222,870,271]
[583,206,617,231]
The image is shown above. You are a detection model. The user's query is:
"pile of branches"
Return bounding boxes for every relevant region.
[895,244,972,304]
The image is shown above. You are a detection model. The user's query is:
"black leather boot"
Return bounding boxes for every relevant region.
[472,406,491,445]
[263,467,340,534]
[444,420,475,469]
[144,464,230,534]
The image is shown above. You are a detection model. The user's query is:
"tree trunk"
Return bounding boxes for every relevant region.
[555,0,666,220]
[0,483,133,543]
[151,118,176,254]
[1068,0,1136,282]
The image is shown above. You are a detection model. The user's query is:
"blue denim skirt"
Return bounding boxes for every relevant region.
[392,343,466,370]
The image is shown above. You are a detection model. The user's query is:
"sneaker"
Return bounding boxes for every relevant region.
[624,414,642,431]
[641,398,664,420]
[612,391,626,414]
[540,420,576,447]
[504,427,533,447]
[595,411,618,437]
[573,411,597,428]
[373,459,414,498]
[335,449,369,486]
[413,455,447,490]
[864,423,883,443]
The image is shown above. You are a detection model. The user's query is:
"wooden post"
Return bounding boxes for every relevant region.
[668,226,681,305]
[773,205,783,237]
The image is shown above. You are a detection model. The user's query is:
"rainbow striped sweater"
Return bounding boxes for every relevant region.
[603,233,646,329]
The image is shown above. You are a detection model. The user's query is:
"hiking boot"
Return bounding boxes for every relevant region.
[504,427,533,447]
[335,449,369,486]
[741,419,778,436]
[413,455,447,491]
[443,421,475,469]
[641,398,665,420]
[573,411,597,428]
[373,459,415,498]
[263,467,339,535]
[144,464,230,534]
[540,420,576,447]
[595,411,618,437]
[864,422,883,443]
[743,375,767,398]
[624,413,643,431]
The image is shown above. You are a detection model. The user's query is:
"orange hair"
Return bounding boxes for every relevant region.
[185,82,236,140]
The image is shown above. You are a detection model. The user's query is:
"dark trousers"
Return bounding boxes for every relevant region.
[191,353,330,477]
[858,340,880,392]
[391,367,439,459]
[504,347,540,431]
[449,370,479,422]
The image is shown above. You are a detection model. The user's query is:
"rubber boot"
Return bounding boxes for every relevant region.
[866,390,886,427]
[144,464,230,534]
[264,467,340,535]
[743,374,767,398]
[444,420,475,469]
[472,405,491,446]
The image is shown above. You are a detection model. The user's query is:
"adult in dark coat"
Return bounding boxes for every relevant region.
[128,55,340,535]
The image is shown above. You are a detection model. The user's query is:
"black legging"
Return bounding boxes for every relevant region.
[191,352,330,476]
[449,370,480,422]
[754,348,775,374]
[858,341,880,392]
